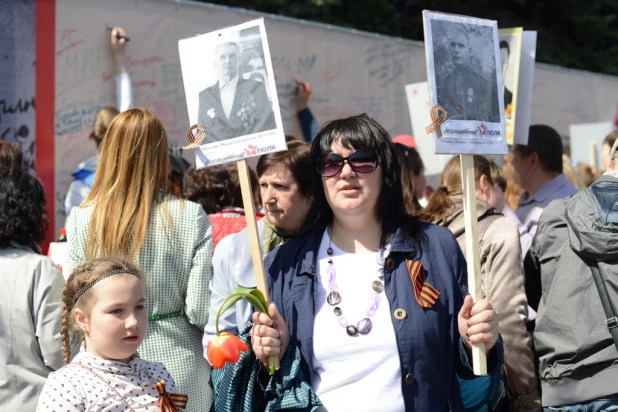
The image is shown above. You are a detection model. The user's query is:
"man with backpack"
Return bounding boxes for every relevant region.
[530,138,618,410]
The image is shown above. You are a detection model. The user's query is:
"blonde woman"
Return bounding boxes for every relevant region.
[66,108,213,411]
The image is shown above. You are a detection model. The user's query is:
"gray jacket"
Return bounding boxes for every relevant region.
[0,247,65,411]
[531,174,618,406]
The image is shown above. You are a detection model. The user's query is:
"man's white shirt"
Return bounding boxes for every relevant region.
[219,75,239,119]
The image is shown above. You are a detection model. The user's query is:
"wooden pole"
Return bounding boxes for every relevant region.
[460,154,487,375]
[236,159,280,370]
[237,159,269,298]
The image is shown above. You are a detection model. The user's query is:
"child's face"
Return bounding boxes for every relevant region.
[75,274,147,363]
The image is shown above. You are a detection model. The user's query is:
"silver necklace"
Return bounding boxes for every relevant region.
[325,226,389,336]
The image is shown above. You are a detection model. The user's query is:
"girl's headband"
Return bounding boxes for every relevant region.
[72,269,139,305]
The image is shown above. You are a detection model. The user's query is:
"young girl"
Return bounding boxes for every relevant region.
[37,258,188,411]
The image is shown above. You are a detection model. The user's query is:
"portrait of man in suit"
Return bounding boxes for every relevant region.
[197,41,276,143]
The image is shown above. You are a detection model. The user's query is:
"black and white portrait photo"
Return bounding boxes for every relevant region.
[423,11,507,155]
[432,20,500,123]
[179,19,285,167]
[197,38,275,142]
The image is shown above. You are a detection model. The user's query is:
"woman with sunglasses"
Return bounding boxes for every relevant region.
[211,114,503,411]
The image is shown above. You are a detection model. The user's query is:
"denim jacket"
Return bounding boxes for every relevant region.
[264,220,503,412]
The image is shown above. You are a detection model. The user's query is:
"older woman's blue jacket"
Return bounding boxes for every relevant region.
[264,220,503,412]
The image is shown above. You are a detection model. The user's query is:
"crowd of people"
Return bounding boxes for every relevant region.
[1,26,618,412]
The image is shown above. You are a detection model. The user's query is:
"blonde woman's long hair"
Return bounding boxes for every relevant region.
[84,107,171,261]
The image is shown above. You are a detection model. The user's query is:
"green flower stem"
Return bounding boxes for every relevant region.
[214,290,277,375]
[215,292,267,336]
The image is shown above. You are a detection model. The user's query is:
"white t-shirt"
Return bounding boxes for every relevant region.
[312,230,405,412]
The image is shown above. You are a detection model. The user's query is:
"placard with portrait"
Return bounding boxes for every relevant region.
[179,18,286,168]
[423,11,508,155]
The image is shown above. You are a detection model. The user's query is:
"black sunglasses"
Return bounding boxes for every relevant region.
[317,149,380,177]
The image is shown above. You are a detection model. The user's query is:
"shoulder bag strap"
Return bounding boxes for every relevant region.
[477,212,502,243]
[584,258,618,352]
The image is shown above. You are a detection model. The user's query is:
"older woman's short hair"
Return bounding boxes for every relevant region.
[0,171,48,248]
[256,140,313,199]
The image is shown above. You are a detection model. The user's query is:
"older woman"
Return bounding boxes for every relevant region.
[0,171,66,411]
[212,114,502,411]
[203,140,313,355]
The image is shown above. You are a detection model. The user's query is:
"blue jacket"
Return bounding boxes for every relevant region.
[264,220,503,412]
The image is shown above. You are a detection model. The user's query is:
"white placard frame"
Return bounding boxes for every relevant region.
[404,81,452,185]
[512,31,537,146]
[422,11,508,156]
[498,28,523,145]
[178,18,286,168]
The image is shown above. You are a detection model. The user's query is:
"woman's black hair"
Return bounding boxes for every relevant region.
[394,143,424,215]
[300,113,418,246]
[0,171,48,248]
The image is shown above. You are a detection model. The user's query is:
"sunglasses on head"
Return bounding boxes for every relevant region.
[317,149,379,177]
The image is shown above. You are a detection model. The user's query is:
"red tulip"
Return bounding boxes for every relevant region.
[210,287,278,374]
[207,332,249,369]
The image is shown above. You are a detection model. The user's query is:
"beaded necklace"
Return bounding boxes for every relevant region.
[324,226,390,337]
